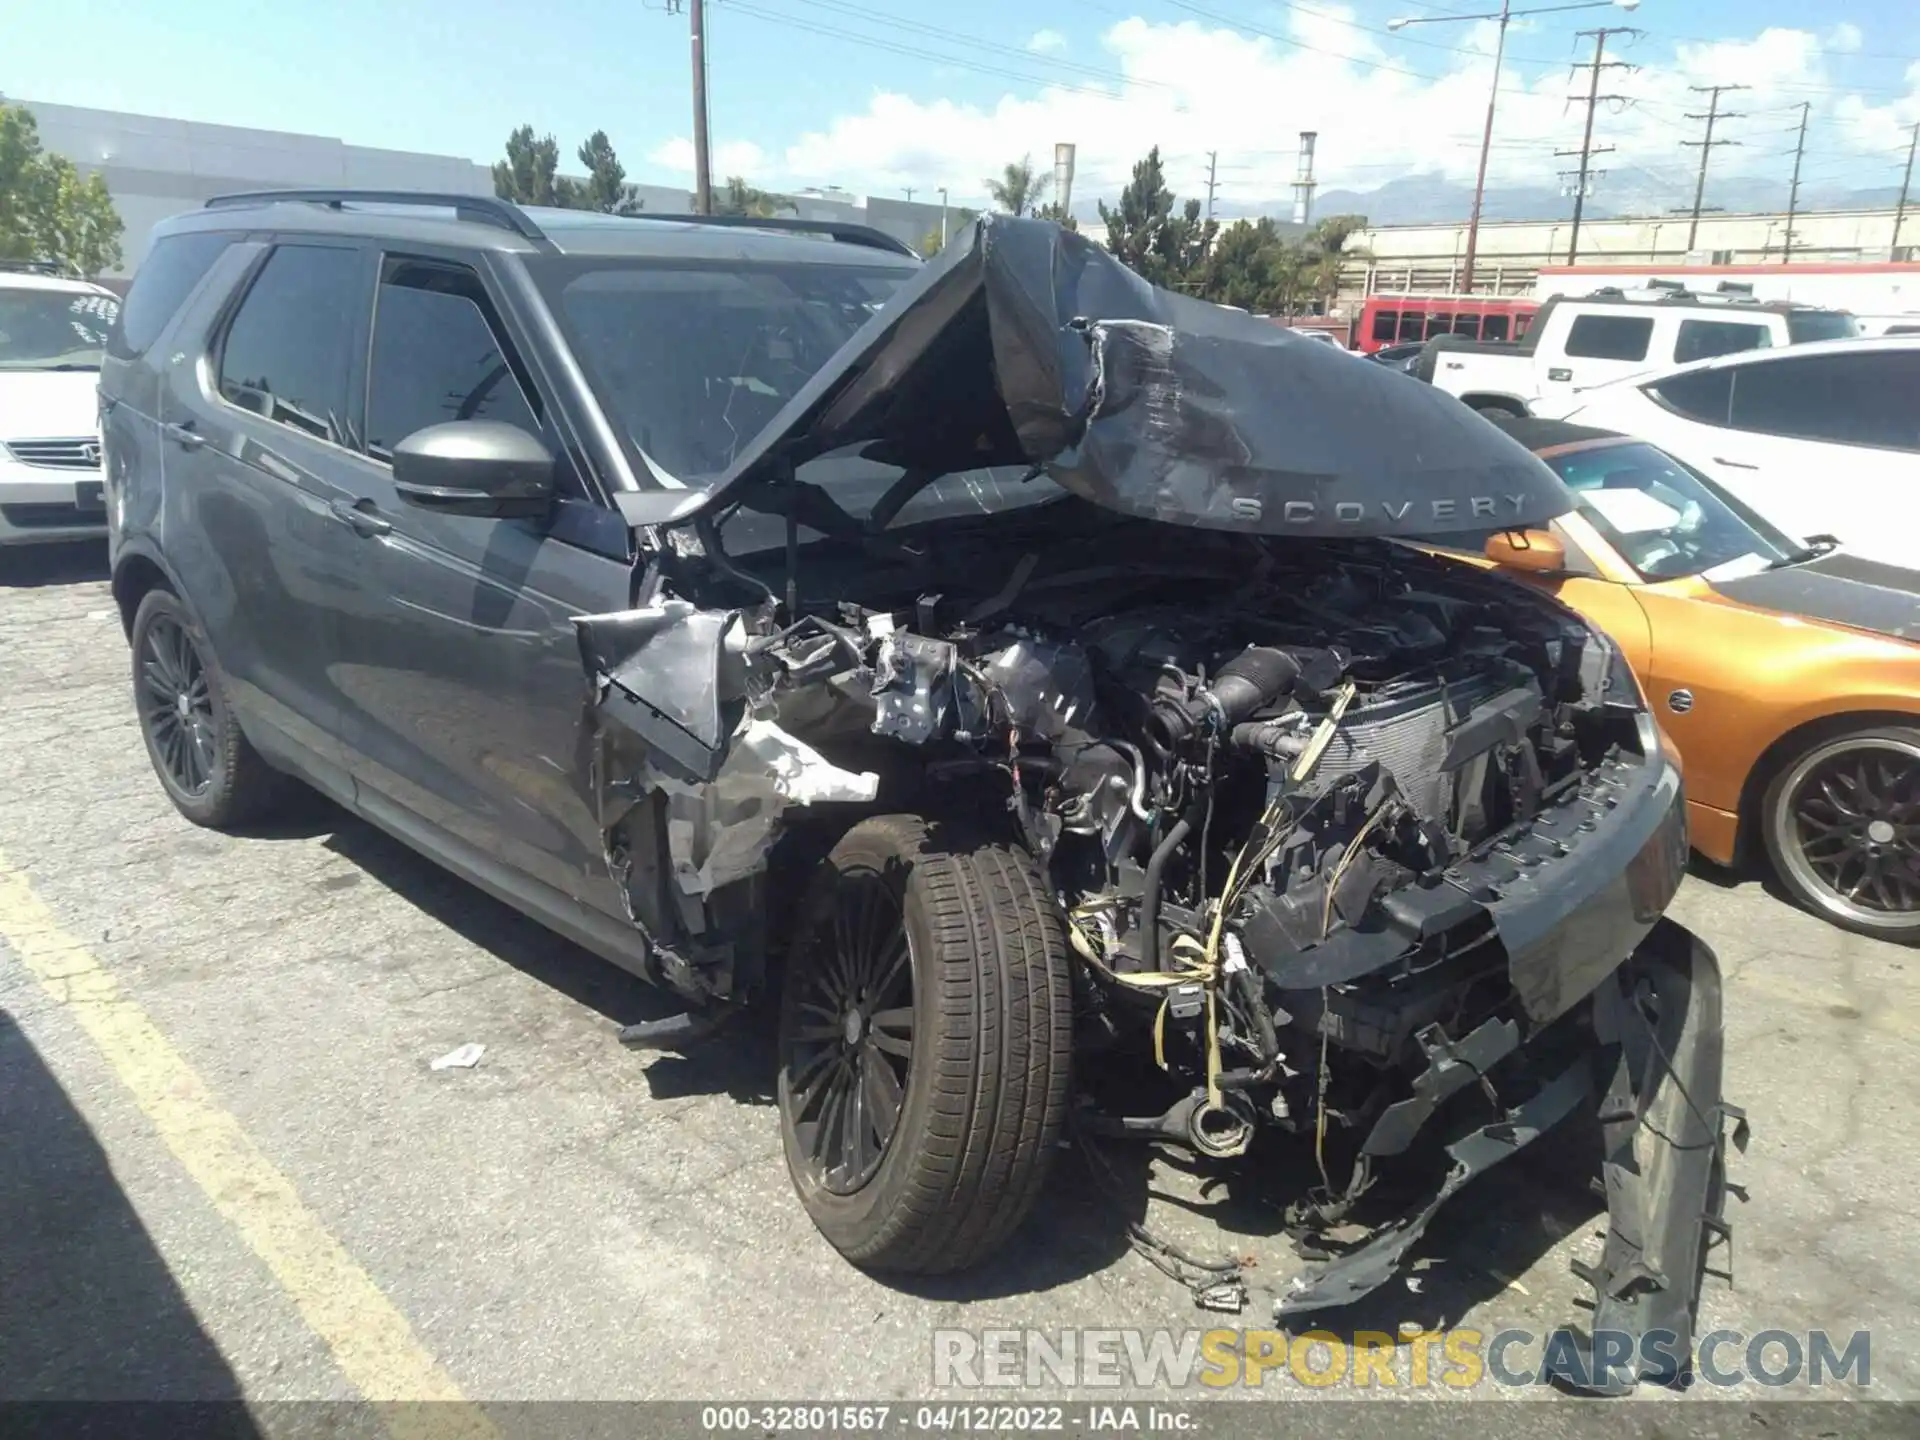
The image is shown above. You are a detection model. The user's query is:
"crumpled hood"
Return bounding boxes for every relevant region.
[0,370,101,444]
[681,215,1573,538]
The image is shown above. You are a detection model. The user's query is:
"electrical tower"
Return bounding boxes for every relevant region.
[1204,151,1219,223]
[1783,101,1811,263]
[1895,122,1919,257]
[1678,84,1747,253]
[1556,26,1637,265]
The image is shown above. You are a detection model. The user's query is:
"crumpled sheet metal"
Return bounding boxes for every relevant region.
[688,214,1573,539]
[654,717,878,896]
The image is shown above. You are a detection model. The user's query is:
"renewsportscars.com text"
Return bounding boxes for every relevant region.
[933,1327,1872,1391]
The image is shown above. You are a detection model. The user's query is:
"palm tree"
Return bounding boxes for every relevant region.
[716,176,793,218]
[1305,214,1371,314]
[985,155,1050,217]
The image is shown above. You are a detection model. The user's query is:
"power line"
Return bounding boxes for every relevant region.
[1678,83,1747,251]
[1896,123,1920,255]
[1556,25,1638,264]
[1783,101,1811,261]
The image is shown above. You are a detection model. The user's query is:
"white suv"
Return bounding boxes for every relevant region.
[1542,336,1920,569]
[0,266,121,548]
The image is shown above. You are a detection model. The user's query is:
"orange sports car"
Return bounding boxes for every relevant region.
[1428,416,1919,944]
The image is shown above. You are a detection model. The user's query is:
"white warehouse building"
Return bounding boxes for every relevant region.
[19,98,954,278]
[1342,206,1915,302]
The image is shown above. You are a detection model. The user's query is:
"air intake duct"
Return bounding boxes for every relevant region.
[1149,646,1299,747]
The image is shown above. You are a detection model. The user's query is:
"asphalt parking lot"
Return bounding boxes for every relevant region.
[3,540,1917,1418]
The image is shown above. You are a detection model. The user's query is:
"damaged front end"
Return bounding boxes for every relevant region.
[569,215,1737,1380]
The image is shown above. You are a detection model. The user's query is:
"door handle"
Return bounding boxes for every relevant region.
[1712,456,1760,470]
[329,497,393,538]
[163,420,205,451]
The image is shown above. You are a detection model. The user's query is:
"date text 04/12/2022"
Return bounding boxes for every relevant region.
[698,1405,1197,1432]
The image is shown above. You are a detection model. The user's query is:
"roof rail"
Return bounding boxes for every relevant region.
[204,189,546,241]
[640,212,921,259]
[0,258,72,276]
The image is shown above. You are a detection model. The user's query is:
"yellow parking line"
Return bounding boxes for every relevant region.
[0,851,494,1438]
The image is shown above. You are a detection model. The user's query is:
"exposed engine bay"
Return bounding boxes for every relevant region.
[571,216,1738,1389]
[578,503,1732,1359]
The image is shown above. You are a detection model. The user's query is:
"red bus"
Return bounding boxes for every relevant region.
[1355,294,1538,354]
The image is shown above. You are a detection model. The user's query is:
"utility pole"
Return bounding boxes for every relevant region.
[689,0,713,214]
[1783,100,1811,263]
[1204,151,1219,223]
[903,187,915,202]
[1681,83,1747,253]
[1894,121,1919,256]
[938,186,949,246]
[1556,26,1636,264]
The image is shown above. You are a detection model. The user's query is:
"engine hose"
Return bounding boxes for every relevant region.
[1139,801,1202,974]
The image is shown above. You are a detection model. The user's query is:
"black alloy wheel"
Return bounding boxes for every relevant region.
[137,612,217,796]
[1765,727,1920,943]
[775,815,1073,1274]
[783,867,915,1194]
[128,587,287,828]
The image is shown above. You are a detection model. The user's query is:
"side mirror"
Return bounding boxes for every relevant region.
[391,421,554,519]
[1485,528,1566,574]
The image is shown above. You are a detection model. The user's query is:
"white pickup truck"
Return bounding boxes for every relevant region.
[1415,285,1858,416]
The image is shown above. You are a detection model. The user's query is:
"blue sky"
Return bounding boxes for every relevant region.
[7,1,1918,209]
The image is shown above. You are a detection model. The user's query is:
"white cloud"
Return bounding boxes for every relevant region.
[1823,23,1864,55]
[1028,29,1067,55]
[648,136,768,176]
[662,14,1916,213]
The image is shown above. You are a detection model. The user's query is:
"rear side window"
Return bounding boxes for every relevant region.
[365,258,539,459]
[217,244,363,446]
[1674,319,1771,365]
[109,232,233,360]
[1785,311,1858,344]
[1371,309,1397,342]
[1726,350,1920,452]
[1563,314,1653,361]
[1646,367,1732,425]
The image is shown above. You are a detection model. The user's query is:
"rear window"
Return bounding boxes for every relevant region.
[1646,367,1732,425]
[109,232,233,360]
[1674,319,1772,365]
[1563,314,1653,362]
[1785,311,1859,344]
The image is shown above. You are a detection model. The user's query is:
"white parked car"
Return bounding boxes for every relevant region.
[1538,336,1920,569]
[1423,285,1857,416]
[0,265,120,549]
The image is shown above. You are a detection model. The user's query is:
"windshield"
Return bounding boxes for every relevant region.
[531,256,908,480]
[532,252,1072,539]
[1546,440,1802,580]
[1787,310,1859,344]
[0,287,119,371]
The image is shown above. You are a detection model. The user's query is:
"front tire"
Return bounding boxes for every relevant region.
[777,815,1073,1274]
[130,588,287,829]
[1761,725,1920,944]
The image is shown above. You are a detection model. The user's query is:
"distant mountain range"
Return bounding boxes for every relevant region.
[1218,168,1905,228]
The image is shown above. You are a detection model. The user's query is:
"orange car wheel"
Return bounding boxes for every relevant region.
[1762,725,1920,945]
